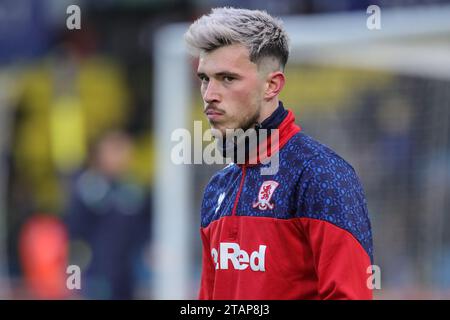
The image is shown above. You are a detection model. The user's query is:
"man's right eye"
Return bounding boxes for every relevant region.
[198,75,209,82]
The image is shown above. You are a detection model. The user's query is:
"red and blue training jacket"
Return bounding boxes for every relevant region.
[199,104,373,300]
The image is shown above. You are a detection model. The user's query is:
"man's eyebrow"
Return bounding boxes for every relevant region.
[196,71,241,78]
[215,71,241,78]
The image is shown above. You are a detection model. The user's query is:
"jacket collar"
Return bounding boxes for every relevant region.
[243,106,301,167]
[256,101,289,131]
[218,101,301,167]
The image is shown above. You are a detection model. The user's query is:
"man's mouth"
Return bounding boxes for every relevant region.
[205,108,225,121]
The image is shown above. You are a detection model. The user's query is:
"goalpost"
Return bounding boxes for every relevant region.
[152,4,450,299]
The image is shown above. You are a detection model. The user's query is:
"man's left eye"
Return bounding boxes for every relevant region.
[223,76,234,83]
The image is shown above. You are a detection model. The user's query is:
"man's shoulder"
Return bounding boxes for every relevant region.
[203,162,239,192]
[210,162,238,179]
[283,132,356,176]
[291,133,373,262]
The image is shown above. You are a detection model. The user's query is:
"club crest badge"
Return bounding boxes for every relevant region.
[252,180,279,210]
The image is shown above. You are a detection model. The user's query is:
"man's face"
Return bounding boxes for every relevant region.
[197,44,266,135]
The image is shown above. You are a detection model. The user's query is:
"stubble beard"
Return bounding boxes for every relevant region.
[210,101,261,135]
[211,103,261,162]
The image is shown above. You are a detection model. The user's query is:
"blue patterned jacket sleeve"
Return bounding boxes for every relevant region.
[297,151,374,263]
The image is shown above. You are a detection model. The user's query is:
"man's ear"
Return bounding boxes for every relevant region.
[264,71,285,100]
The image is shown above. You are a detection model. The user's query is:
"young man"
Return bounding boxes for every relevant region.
[185,7,373,299]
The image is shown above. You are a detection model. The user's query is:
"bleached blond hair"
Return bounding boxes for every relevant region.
[184,7,290,70]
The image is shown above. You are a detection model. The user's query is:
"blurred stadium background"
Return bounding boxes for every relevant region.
[0,0,449,299]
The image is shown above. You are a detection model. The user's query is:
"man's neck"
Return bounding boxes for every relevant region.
[218,99,288,163]
[256,100,288,131]
[257,98,279,125]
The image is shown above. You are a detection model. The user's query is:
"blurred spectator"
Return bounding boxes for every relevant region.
[65,131,151,299]
[19,214,69,299]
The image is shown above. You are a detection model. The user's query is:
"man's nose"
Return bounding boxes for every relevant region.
[203,80,221,104]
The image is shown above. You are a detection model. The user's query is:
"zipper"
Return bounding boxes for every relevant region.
[231,165,246,216]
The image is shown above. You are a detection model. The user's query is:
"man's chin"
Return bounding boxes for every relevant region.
[209,126,227,139]
[210,123,255,138]
[209,122,228,134]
